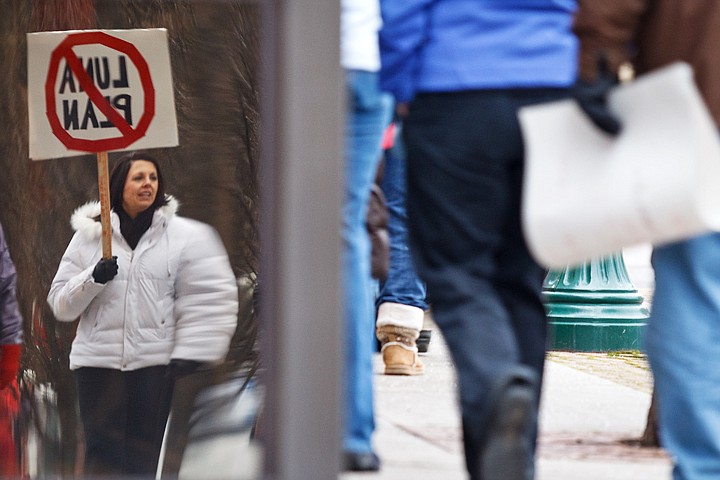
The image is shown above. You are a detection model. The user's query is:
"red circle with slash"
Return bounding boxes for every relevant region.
[45,31,155,152]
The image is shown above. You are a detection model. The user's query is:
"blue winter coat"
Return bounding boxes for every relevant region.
[379,0,579,103]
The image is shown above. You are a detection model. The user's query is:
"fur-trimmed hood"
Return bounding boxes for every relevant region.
[70,196,179,240]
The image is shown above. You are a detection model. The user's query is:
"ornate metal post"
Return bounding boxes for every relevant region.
[543,252,649,351]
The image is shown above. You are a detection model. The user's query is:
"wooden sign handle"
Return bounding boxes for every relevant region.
[96,151,113,259]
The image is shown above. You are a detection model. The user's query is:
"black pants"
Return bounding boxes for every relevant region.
[403,88,568,476]
[75,365,172,476]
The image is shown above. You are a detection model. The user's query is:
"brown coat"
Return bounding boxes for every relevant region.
[574,0,720,126]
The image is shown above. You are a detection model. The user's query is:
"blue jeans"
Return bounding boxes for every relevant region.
[376,124,428,312]
[646,233,720,480]
[342,70,393,454]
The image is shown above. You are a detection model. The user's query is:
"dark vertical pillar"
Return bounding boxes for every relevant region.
[260,0,343,478]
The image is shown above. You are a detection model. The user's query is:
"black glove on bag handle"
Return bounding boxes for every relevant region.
[92,256,118,284]
[573,53,623,135]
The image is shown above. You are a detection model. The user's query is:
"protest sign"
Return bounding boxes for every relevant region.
[28,28,178,159]
[27,29,178,258]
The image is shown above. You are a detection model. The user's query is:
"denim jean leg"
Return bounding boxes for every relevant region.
[646,233,720,480]
[342,69,393,454]
[376,126,428,311]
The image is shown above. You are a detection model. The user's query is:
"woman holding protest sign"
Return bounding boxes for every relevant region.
[47,151,238,475]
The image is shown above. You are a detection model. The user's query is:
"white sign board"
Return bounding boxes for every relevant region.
[28,28,178,160]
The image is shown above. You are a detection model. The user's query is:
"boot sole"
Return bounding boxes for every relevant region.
[384,365,425,376]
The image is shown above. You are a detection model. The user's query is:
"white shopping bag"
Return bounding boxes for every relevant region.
[519,62,720,269]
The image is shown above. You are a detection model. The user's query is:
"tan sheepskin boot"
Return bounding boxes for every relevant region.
[376,325,425,376]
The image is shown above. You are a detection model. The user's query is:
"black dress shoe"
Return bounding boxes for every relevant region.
[417,329,432,353]
[343,451,381,472]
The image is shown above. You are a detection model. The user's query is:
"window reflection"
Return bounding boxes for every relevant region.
[2,1,262,478]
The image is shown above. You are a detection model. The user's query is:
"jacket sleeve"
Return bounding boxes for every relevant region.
[573,0,651,80]
[172,223,238,363]
[0,225,23,345]
[379,0,435,103]
[46,233,105,322]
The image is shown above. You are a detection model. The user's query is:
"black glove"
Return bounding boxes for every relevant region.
[167,359,203,379]
[572,53,622,135]
[92,256,118,284]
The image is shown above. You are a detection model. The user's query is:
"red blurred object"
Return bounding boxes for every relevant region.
[0,344,21,388]
[0,379,20,477]
[381,122,396,151]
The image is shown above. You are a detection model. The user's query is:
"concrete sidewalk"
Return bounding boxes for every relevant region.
[342,244,671,480]
[341,331,671,480]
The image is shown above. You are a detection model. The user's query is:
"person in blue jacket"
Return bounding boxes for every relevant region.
[379,2,577,479]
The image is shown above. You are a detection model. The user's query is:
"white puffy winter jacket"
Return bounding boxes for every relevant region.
[47,198,238,371]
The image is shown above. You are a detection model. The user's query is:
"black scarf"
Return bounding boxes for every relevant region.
[117,207,155,250]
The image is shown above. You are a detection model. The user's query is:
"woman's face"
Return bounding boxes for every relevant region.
[122,160,158,218]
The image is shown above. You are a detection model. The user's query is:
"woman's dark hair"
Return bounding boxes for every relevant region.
[109,151,169,212]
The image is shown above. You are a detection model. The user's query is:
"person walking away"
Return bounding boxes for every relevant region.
[379,2,577,479]
[572,3,720,479]
[340,0,394,471]
[375,120,428,376]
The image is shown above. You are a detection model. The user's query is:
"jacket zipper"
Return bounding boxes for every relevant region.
[121,249,134,370]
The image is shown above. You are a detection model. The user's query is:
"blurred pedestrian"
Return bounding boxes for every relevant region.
[379,2,577,479]
[47,151,238,475]
[573,3,720,479]
[0,221,22,393]
[341,0,394,471]
[0,221,23,477]
[375,120,428,376]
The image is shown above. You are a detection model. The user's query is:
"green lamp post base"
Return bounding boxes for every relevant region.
[544,253,649,352]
